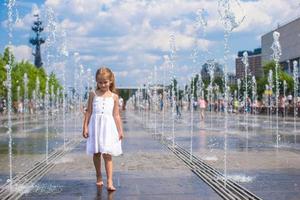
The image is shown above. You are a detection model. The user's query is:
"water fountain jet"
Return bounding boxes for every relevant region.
[271,31,282,148]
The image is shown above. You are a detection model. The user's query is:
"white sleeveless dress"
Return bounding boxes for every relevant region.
[86,92,122,156]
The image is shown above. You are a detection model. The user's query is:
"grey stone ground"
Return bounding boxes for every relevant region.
[2,109,297,199]
[21,114,221,200]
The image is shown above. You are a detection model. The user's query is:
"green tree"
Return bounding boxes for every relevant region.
[3,47,15,65]
[0,53,7,97]
[0,47,16,97]
[0,48,63,107]
[257,61,293,100]
[49,72,63,98]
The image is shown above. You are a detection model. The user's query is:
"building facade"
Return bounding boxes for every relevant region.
[228,73,237,85]
[235,48,262,79]
[261,17,300,75]
[201,60,224,81]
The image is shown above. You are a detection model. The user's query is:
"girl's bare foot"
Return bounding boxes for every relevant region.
[107,185,116,191]
[96,176,103,186]
[107,180,116,191]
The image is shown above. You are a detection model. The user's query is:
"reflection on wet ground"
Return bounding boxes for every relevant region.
[150,110,300,200]
[1,110,300,199]
[21,112,221,200]
[0,112,82,186]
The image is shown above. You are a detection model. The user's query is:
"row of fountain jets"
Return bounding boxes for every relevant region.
[3,0,300,191]
[4,0,94,191]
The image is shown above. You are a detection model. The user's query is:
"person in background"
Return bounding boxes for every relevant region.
[198,96,206,120]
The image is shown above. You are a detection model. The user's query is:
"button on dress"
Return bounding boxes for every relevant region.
[86,92,122,156]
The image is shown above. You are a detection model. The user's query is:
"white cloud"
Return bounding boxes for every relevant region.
[51,61,66,73]
[45,0,60,8]
[80,55,97,62]
[7,45,32,62]
[3,0,300,87]
[60,18,78,30]
[143,53,160,64]
[115,71,128,78]
[66,36,103,52]
[101,55,120,63]
[2,4,38,31]
[217,0,299,33]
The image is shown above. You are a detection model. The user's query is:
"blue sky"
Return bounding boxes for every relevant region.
[1,0,300,87]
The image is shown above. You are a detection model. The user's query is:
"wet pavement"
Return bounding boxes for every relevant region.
[1,109,300,199]
[148,109,300,200]
[19,112,221,200]
[0,112,80,186]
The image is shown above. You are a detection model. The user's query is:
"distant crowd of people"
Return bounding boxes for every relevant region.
[154,94,300,119]
[0,98,62,115]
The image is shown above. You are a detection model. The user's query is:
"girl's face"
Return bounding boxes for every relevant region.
[97,76,111,92]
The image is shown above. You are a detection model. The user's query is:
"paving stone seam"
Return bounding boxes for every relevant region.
[128,111,264,200]
[0,139,82,200]
[161,139,264,200]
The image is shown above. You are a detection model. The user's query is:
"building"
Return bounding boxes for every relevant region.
[228,73,236,85]
[261,17,300,75]
[201,60,224,81]
[235,48,262,79]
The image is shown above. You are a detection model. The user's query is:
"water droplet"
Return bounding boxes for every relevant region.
[6,179,11,183]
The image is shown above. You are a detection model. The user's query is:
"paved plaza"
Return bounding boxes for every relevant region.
[2,0,300,199]
[1,110,300,199]
[19,112,221,200]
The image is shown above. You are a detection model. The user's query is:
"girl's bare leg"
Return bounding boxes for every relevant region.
[103,154,116,191]
[93,153,103,185]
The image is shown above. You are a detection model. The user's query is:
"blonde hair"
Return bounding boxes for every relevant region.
[95,67,118,94]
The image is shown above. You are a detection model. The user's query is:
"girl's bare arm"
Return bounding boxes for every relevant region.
[113,94,124,140]
[82,91,94,138]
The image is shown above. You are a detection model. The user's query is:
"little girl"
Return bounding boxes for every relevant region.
[82,67,124,191]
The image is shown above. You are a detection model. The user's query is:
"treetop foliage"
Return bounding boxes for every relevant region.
[0,47,63,101]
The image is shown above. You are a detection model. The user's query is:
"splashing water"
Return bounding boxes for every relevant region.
[283,80,287,119]
[218,0,245,32]
[154,65,158,137]
[191,8,208,64]
[293,61,299,134]
[242,52,249,112]
[203,156,218,161]
[207,60,215,130]
[6,0,16,191]
[36,77,40,114]
[161,55,170,140]
[271,31,282,148]
[17,85,20,111]
[60,31,68,147]
[228,174,255,183]
[29,183,63,194]
[190,77,194,161]
[45,76,49,163]
[252,76,257,114]
[23,73,28,135]
[218,0,245,186]
[195,8,208,34]
[169,34,176,147]
[197,73,204,98]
